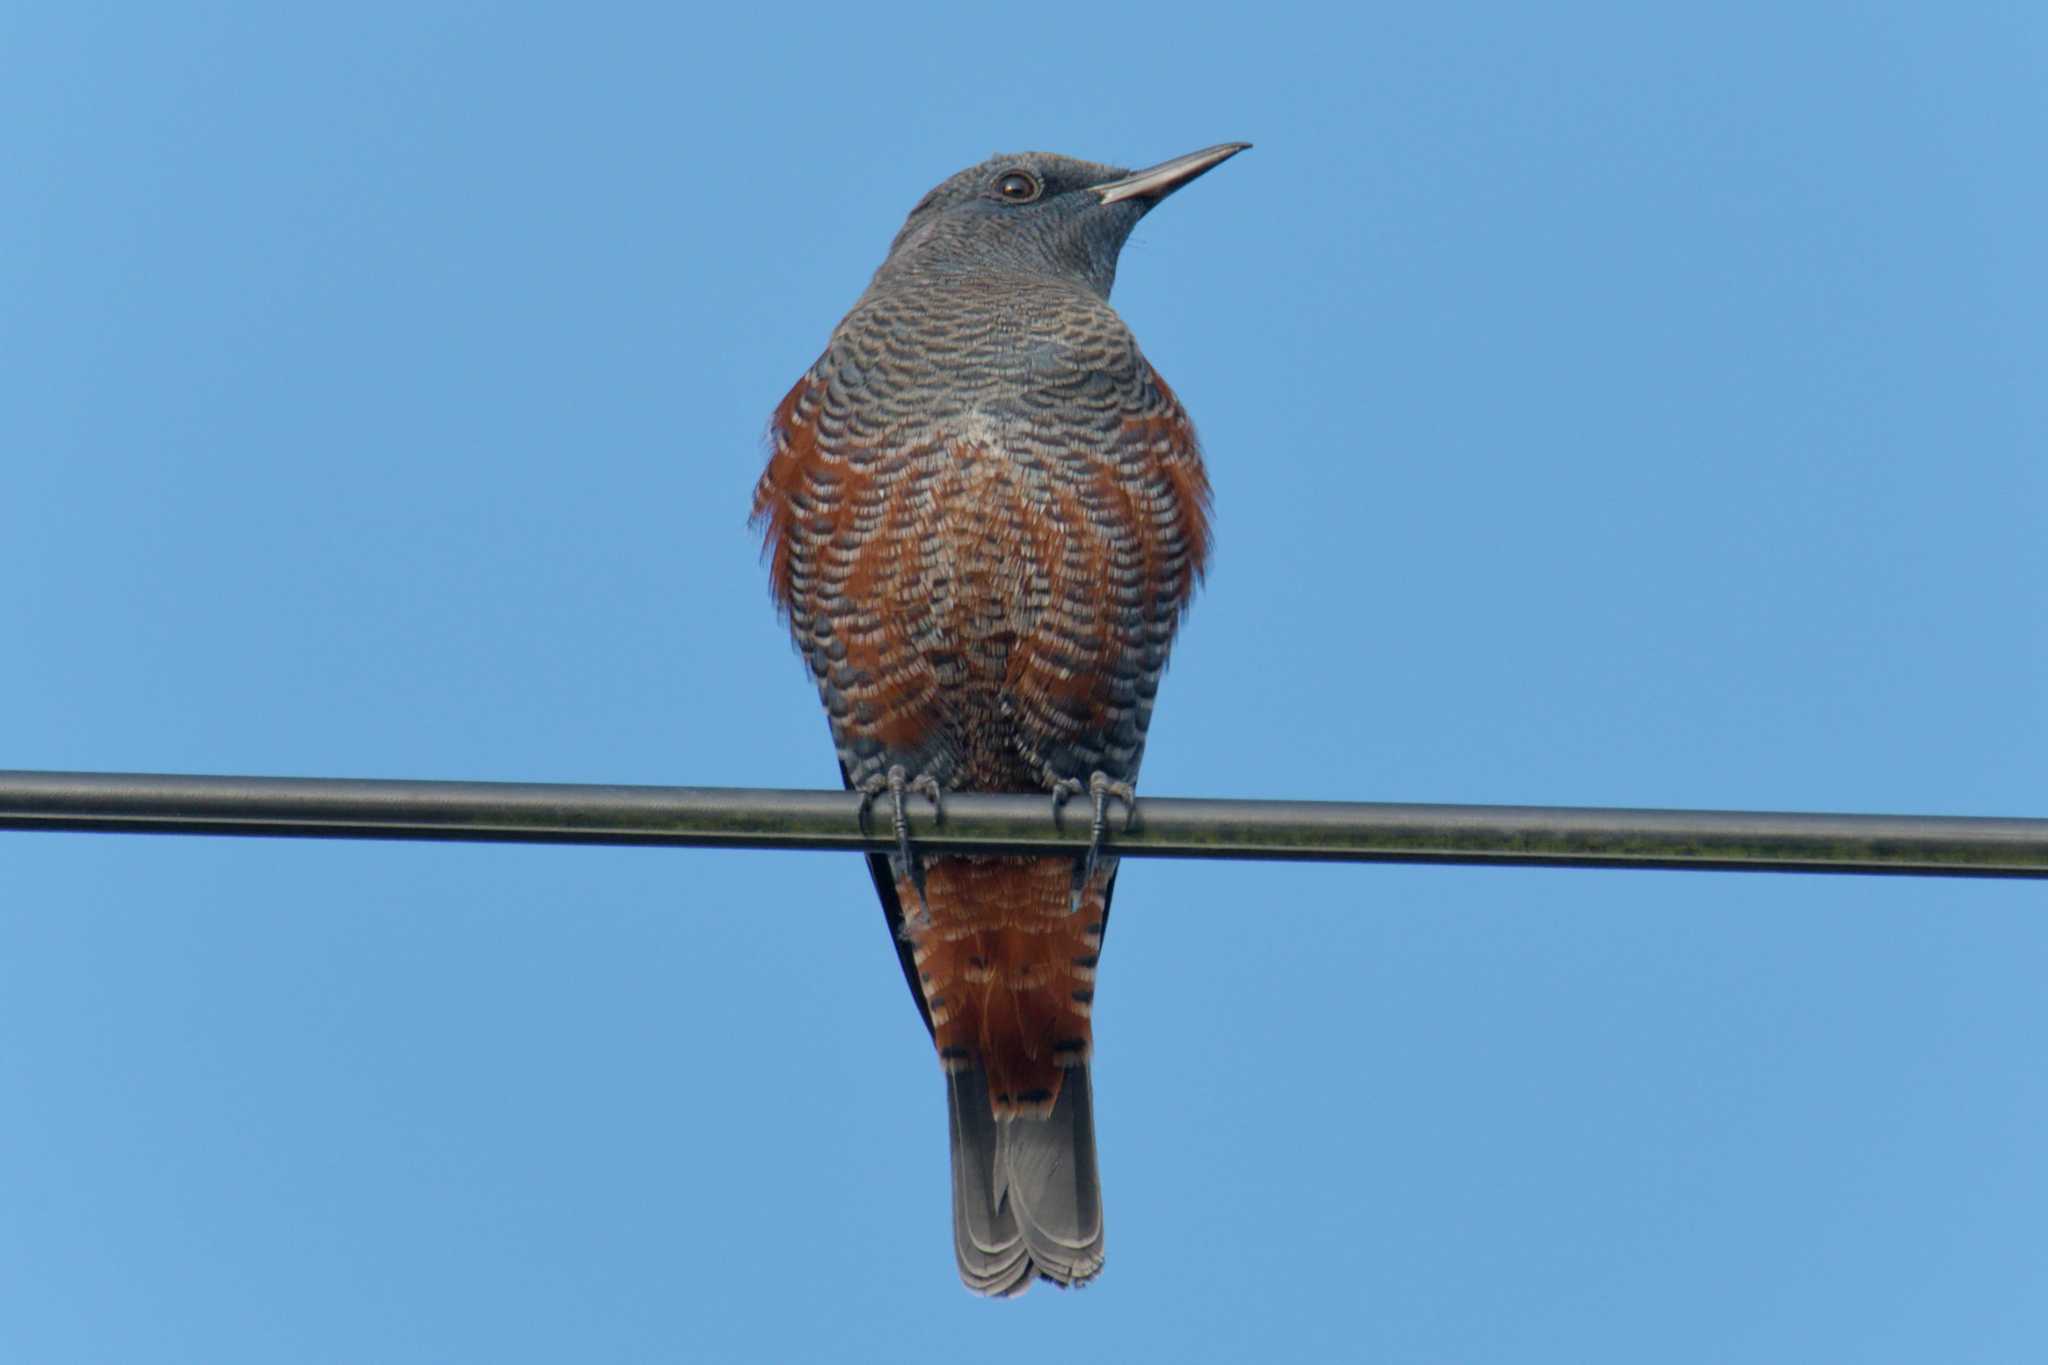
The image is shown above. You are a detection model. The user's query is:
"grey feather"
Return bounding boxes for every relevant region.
[947,1068,1031,1296]
[947,1065,1105,1296]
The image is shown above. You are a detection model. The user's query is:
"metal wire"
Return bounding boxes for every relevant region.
[3,768,2045,877]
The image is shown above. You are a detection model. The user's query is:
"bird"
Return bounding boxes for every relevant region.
[752,142,1246,1296]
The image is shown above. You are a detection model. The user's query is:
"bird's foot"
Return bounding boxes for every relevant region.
[858,765,944,928]
[1051,771,1137,914]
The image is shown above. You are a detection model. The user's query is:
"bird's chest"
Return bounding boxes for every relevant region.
[896,437,1107,640]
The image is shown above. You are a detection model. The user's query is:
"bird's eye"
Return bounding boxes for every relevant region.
[995,170,1041,203]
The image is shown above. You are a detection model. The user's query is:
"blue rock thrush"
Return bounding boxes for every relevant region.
[753,143,1248,1295]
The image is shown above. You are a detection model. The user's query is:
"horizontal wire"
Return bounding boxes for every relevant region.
[2,769,2045,877]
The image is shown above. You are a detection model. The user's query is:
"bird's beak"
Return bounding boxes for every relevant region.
[1093,142,1252,205]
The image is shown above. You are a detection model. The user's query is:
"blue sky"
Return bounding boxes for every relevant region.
[4,3,2045,1360]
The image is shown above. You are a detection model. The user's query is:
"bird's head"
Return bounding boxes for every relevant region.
[873,143,1250,299]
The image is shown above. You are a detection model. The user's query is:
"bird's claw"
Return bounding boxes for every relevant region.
[1052,771,1137,914]
[859,765,944,929]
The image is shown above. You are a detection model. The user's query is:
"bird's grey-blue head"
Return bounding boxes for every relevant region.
[873,143,1250,300]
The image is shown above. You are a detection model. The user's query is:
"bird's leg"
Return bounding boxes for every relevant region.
[1082,771,1138,890]
[858,765,944,929]
[1051,771,1137,914]
[909,772,946,822]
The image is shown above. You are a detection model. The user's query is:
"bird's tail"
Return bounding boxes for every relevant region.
[947,1062,1104,1296]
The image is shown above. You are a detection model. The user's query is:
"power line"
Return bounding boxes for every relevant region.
[2,769,2043,878]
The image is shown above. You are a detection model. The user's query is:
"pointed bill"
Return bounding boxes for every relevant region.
[1093,142,1252,205]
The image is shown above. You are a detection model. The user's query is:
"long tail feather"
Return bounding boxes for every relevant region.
[947,1064,1104,1295]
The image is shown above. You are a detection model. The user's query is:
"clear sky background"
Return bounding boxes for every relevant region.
[4,4,2045,1361]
